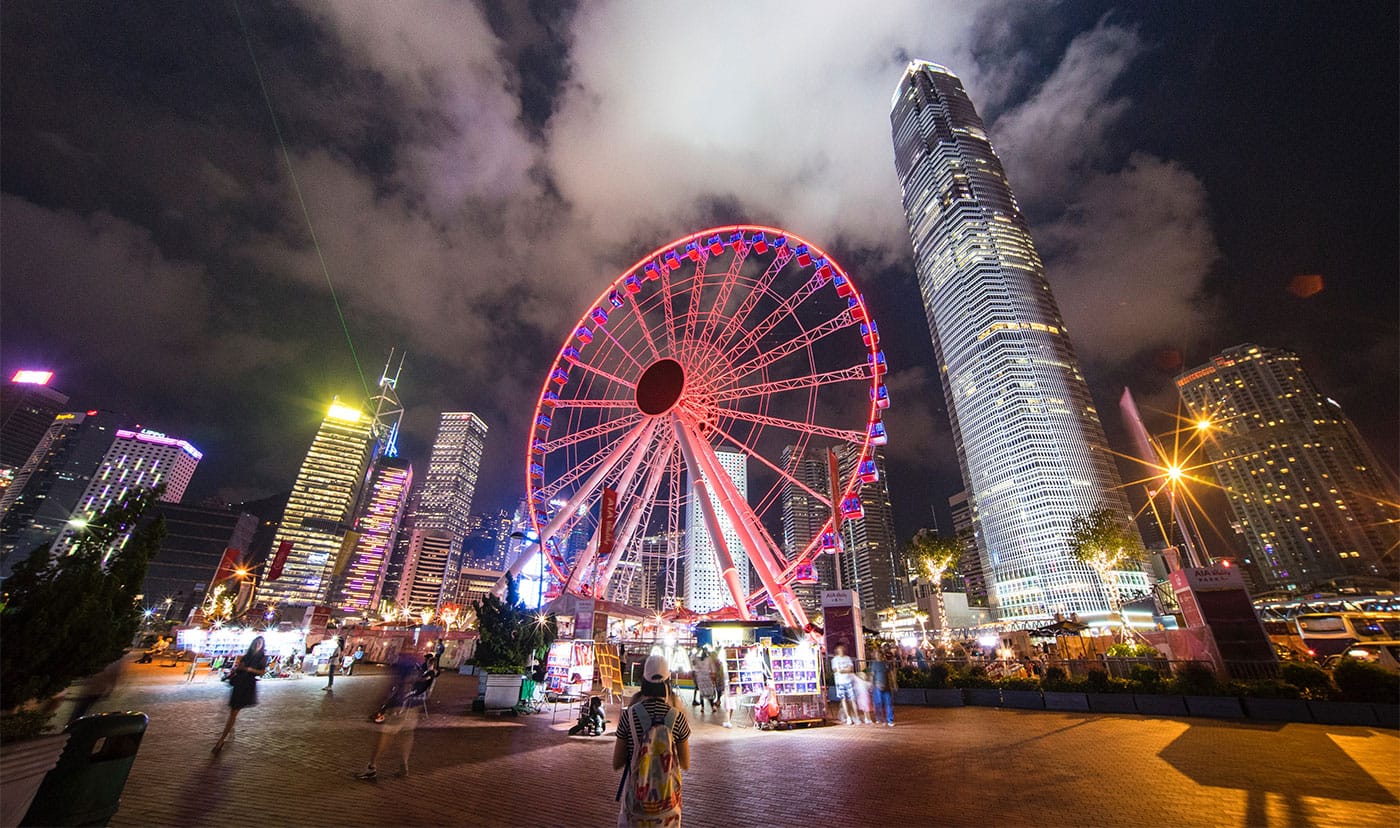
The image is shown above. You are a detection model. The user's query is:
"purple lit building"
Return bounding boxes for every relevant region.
[335,457,413,616]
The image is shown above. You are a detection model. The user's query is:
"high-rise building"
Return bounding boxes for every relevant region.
[49,427,202,556]
[414,412,488,538]
[0,370,68,483]
[335,457,413,616]
[948,490,988,606]
[143,503,257,624]
[257,399,377,608]
[0,410,133,577]
[836,445,906,626]
[780,445,835,615]
[395,529,459,614]
[685,447,749,613]
[1176,344,1400,593]
[891,60,1144,622]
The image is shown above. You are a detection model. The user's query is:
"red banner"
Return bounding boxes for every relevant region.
[827,448,843,530]
[597,487,617,559]
[211,547,240,587]
[267,540,292,581]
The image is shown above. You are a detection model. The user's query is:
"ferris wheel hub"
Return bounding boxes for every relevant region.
[635,358,686,415]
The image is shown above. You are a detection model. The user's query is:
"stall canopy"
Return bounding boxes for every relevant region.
[1029,619,1090,638]
[544,593,654,622]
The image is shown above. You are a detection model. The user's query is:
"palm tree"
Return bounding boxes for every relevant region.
[906,529,963,647]
[1068,508,1141,614]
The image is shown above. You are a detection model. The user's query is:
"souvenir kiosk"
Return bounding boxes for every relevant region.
[696,620,826,728]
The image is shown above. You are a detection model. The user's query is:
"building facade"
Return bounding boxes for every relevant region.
[948,489,988,606]
[1176,344,1400,593]
[143,503,257,624]
[395,529,459,615]
[685,447,749,613]
[258,399,378,608]
[335,457,413,616]
[836,445,907,626]
[0,370,68,481]
[780,444,832,615]
[891,60,1143,622]
[414,412,488,538]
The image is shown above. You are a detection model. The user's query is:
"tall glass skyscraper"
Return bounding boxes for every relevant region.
[685,447,748,613]
[891,60,1142,622]
[335,457,413,615]
[258,399,377,608]
[1177,344,1400,592]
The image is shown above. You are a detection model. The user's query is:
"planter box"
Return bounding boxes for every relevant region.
[1242,697,1312,723]
[1185,695,1244,719]
[893,688,925,706]
[963,688,1001,707]
[483,673,525,711]
[0,732,69,828]
[1001,690,1044,710]
[1043,691,1090,712]
[925,689,964,708]
[1086,694,1137,714]
[1307,701,1378,727]
[1133,695,1188,717]
[1371,704,1399,729]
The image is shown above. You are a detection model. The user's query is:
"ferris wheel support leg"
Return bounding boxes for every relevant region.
[672,416,752,620]
[562,419,657,596]
[680,416,804,629]
[494,419,649,597]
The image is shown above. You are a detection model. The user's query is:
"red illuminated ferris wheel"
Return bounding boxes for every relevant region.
[504,225,889,629]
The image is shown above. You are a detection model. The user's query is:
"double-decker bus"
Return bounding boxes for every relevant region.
[1294,612,1400,657]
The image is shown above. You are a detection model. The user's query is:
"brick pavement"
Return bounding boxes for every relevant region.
[98,665,1399,828]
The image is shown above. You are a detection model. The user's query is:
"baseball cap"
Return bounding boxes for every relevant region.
[643,653,671,683]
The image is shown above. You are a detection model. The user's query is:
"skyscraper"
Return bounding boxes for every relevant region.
[0,370,68,481]
[395,529,459,614]
[835,445,906,625]
[0,410,133,577]
[257,399,377,608]
[948,490,988,606]
[1176,344,1400,592]
[685,447,748,613]
[143,503,257,623]
[48,427,203,556]
[780,444,835,615]
[891,60,1143,622]
[335,457,413,615]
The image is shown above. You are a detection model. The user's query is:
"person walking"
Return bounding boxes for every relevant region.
[869,648,897,726]
[614,654,690,827]
[356,658,436,780]
[325,636,344,690]
[212,635,268,754]
[830,645,857,725]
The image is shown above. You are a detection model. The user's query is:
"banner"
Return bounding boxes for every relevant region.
[597,487,617,559]
[211,547,240,588]
[268,540,292,581]
[827,448,842,530]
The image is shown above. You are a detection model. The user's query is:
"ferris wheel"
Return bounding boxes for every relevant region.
[503,225,889,630]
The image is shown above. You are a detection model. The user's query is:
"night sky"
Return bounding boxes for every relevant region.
[2,2,1395,549]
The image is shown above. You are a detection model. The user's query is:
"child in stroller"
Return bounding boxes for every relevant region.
[567,696,607,736]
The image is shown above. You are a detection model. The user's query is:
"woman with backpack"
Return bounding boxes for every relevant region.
[613,654,690,827]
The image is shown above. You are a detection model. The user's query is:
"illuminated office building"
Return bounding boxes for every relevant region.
[1,370,68,480]
[395,529,459,614]
[336,457,413,615]
[835,445,906,626]
[891,60,1144,621]
[258,399,377,608]
[1176,344,1400,592]
[685,447,748,613]
[780,445,833,615]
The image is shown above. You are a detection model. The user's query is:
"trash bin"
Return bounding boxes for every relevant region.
[21,711,148,827]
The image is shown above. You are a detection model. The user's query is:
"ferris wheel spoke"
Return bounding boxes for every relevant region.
[625,292,664,363]
[725,309,856,387]
[551,398,637,409]
[692,243,750,352]
[678,250,711,355]
[710,248,792,354]
[699,402,866,446]
[717,271,827,369]
[565,357,638,391]
[539,412,644,454]
[593,320,648,372]
[708,364,874,404]
[672,415,753,620]
[659,261,678,356]
[700,415,835,511]
[594,431,675,592]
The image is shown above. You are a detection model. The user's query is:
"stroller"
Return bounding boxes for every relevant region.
[567,696,607,737]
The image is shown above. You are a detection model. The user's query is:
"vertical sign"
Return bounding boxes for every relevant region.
[597,487,618,560]
[211,547,240,588]
[576,598,597,641]
[268,540,292,581]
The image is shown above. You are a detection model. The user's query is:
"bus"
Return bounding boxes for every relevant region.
[1294,612,1400,657]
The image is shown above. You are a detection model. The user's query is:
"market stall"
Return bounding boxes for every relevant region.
[698,620,825,728]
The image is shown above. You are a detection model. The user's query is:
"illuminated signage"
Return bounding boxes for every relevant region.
[11,370,54,385]
[326,401,363,423]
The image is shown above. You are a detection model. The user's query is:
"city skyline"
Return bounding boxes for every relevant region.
[0,4,1395,551]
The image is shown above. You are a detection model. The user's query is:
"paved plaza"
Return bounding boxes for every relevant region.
[98,664,1399,828]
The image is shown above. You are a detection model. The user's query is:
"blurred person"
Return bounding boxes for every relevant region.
[869,648,897,727]
[357,669,432,780]
[753,679,781,730]
[714,650,735,728]
[830,645,857,725]
[212,635,268,754]
[61,651,127,725]
[569,696,608,737]
[613,654,690,827]
[372,649,422,723]
[852,670,874,724]
[692,649,718,714]
[325,636,345,690]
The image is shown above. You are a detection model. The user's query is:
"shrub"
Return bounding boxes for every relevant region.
[1332,659,1400,704]
[927,663,950,689]
[999,676,1042,691]
[1041,667,1088,693]
[1231,679,1302,699]
[951,665,997,689]
[1170,663,1221,696]
[1084,668,1131,694]
[1126,665,1165,694]
[0,708,55,742]
[1279,662,1336,701]
[1106,642,1161,658]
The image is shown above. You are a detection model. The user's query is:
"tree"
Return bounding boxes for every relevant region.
[1068,508,1141,613]
[1,487,166,710]
[906,529,963,646]
[471,577,556,673]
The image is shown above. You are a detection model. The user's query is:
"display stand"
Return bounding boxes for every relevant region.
[719,642,824,728]
[595,644,623,703]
